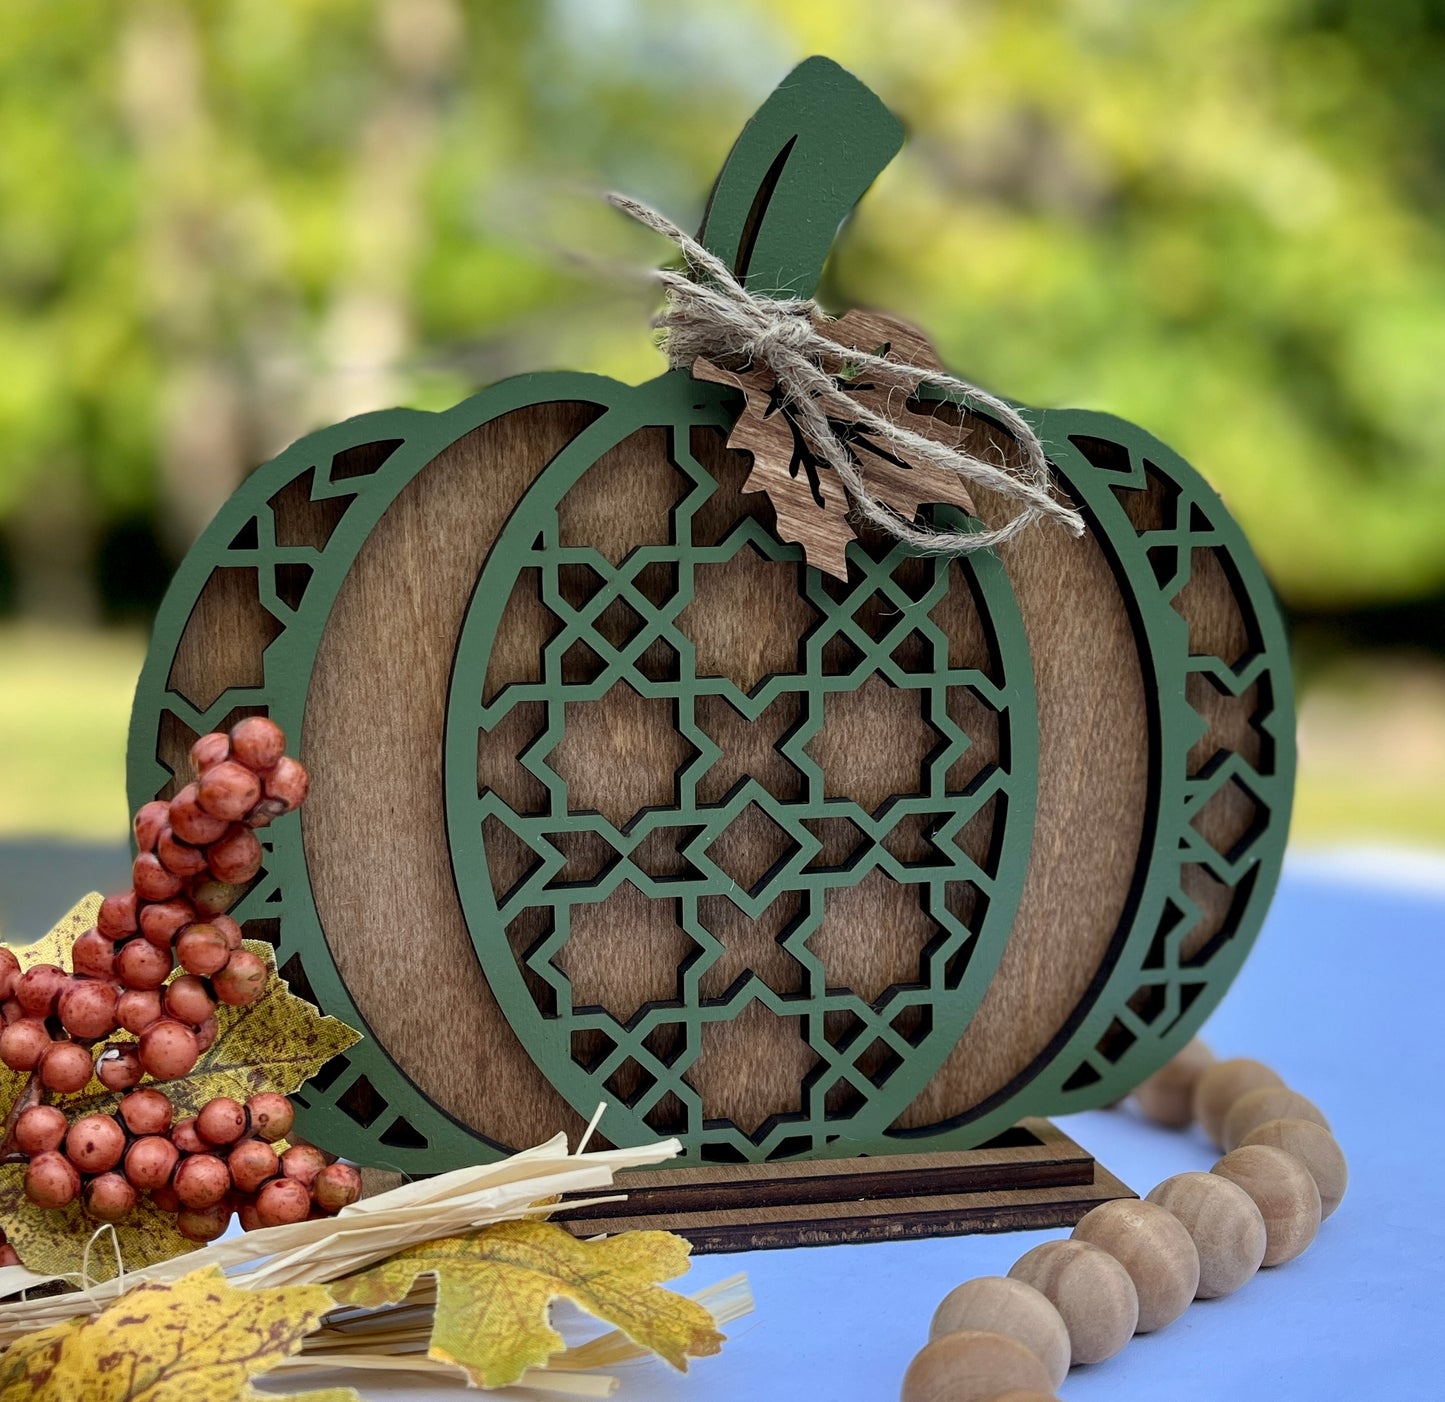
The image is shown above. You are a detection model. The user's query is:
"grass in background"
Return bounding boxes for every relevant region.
[1,625,145,840]
[1,625,1442,852]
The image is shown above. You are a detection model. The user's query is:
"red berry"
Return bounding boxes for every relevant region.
[175,1153,231,1209]
[246,1093,294,1142]
[39,1041,95,1093]
[263,756,308,813]
[0,948,19,1001]
[139,898,195,948]
[311,1162,363,1214]
[0,998,19,1025]
[97,889,140,939]
[124,1135,180,1191]
[116,938,173,991]
[228,1139,280,1193]
[194,1014,219,1053]
[151,1183,181,1213]
[171,1117,205,1154]
[236,1198,263,1232]
[133,851,183,902]
[0,1245,19,1267]
[279,1144,328,1190]
[14,1104,67,1155]
[213,949,267,1006]
[188,877,246,917]
[137,1020,199,1080]
[0,1019,51,1071]
[206,825,263,885]
[119,1088,175,1136]
[96,1043,144,1091]
[175,924,229,977]
[255,1176,311,1227]
[230,716,286,774]
[157,827,209,878]
[190,731,231,774]
[58,980,119,1040]
[169,783,229,845]
[66,1114,125,1173]
[16,965,67,1018]
[24,1151,80,1209]
[197,761,261,822]
[133,799,170,853]
[116,987,163,1035]
[210,914,244,950]
[164,975,216,1026]
[196,1097,247,1146]
[84,1172,137,1224]
[176,1203,231,1241]
[71,928,118,981]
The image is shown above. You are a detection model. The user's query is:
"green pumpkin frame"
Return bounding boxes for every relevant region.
[127,59,1293,1172]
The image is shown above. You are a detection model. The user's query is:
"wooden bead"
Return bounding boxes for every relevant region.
[1212,1144,1321,1266]
[899,1330,1053,1402]
[1145,1171,1266,1298]
[1221,1087,1329,1151]
[1071,1198,1200,1332]
[928,1276,1070,1389]
[1133,1037,1215,1129]
[1239,1118,1348,1219]
[1009,1238,1138,1365]
[1192,1058,1285,1147]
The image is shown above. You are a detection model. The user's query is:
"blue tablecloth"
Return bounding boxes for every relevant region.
[5,845,1439,1399]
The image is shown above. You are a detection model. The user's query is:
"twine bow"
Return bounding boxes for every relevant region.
[608,192,1085,556]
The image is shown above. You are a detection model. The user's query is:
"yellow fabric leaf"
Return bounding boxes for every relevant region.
[329,1218,724,1389]
[0,898,361,1280]
[0,1267,355,1402]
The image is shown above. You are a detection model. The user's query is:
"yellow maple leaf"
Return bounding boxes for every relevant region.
[0,1267,354,1402]
[328,1218,725,1389]
[0,897,361,1279]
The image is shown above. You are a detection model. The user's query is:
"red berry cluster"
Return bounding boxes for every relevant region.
[0,716,359,1243]
[18,1090,360,1241]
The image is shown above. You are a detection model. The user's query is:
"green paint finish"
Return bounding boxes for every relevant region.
[443,388,1037,1164]
[125,57,1295,1173]
[698,56,904,298]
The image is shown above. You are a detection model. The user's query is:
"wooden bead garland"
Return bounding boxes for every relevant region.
[1221,1087,1329,1152]
[903,1041,1348,1398]
[1212,1144,1322,1266]
[1070,1199,1200,1332]
[1239,1117,1348,1218]
[1008,1239,1138,1365]
[900,1330,1054,1402]
[928,1276,1071,1389]
[1145,1172,1266,1298]
[1191,1058,1284,1146]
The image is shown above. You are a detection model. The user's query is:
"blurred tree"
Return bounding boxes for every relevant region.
[0,0,1441,620]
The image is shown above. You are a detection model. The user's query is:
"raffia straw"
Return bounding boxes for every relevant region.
[608,192,1084,557]
[0,1131,681,1346]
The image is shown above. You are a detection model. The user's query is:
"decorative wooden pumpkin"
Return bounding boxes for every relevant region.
[126,59,1293,1174]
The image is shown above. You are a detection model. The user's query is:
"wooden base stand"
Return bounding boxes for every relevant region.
[561,1120,1134,1253]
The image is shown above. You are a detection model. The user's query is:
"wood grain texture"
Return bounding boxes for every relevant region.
[560,1119,1134,1253]
[301,404,600,1149]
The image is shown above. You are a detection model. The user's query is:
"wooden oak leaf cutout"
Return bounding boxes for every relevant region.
[0,897,361,1280]
[694,308,978,580]
[0,1266,352,1402]
[327,1217,724,1389]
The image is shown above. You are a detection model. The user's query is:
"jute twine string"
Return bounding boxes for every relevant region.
[608,192,1084,555]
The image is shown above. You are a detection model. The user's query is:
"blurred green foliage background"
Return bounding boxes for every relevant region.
[1,0,1442,845]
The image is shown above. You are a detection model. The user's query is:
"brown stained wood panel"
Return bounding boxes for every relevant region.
[695,891,806,1000]
[811,868,938,1005]
[560,1118,1136,1252]
[683,998,819,1134]
[806,672,938,812]
[302,404,602,1149]
[893,438,1151,1130]
[166,566,283,712]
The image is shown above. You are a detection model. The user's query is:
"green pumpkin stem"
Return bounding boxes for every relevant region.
[696,56,904,302]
